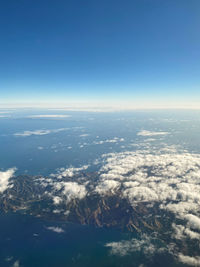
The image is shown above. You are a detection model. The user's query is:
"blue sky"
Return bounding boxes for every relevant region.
[1,0,200,109]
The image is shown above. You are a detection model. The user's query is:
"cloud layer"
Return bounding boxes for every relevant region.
[94,148,200,265]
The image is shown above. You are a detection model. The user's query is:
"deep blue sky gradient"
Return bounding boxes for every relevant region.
[1,0,200,107]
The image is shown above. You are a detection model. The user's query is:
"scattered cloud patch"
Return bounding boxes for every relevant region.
[52,165,89,178]
[94,137,124,145]
[63,182,87,201]
[37,146,44,150]
[95,180,120,195]
[53,196,62,205]
[185,214,200,231]
[53,181,87,203]
[0,168,16,193]
[105,234,165,257]
[178,254,200,266]
[4,256,13,262]
[14,128,69,137]
[13,260,20,267]
[46,226,65,233]
[172,223,200,240]
[97,148,200,264]
[137,130,169,137]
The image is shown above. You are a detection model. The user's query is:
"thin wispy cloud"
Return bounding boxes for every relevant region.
[93,137,124,145]
[27,115,71,118]
[105,234,165,257]
[14,128,69,137]
[0,115,11,118]
[137,130,169,136]
[79,134,90,137]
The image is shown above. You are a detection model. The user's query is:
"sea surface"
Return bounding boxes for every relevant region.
[0,109,200,266]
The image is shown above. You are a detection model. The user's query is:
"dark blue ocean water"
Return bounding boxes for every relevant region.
[0,212,178,267]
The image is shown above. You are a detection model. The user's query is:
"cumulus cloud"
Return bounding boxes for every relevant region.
[137,130,169,136]
[52,165,89,178]
[53,196,62,205]
[38,165,89,206]
[178,254,200,266]
[95,180,120,195]
[172,223,200,240]
[185,214,200,231]
[0,168,16,193]
[57,182,87,203]
[94,147,200,264]
[45,180,87,204]
[14,128,69,137]
[46,226,65,233]
[97,150,200,216]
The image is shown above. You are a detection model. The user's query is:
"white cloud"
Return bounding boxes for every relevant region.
[172,223,200,240]
[137,130,169,136]
[46,226,65,233]
[178,254,200,266]
[94,148,200,263]
[98,150,200,209]
[94,137,124,145]
[49,181,87,204]
[39,164,89,205]
[27,144,200,265]
[185,214,200,231]
[59,182,87,203]
[37,146,44,150]
[52,165,89,178]
[95,180,120,195]
[28,115,71,118]
[105,234,164,257]
[0,168,16,193]
[53,196,62,205]
[14,128,69,137]
[13,260,20,267]
[80,134,90,137]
